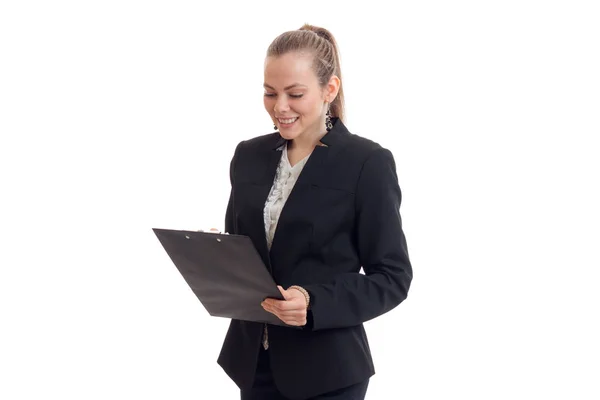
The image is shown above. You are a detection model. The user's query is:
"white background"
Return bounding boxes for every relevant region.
[1,1,599,399]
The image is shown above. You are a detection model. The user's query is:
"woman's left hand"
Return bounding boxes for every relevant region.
[262,286,308,326]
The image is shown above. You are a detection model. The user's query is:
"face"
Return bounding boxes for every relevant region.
[263,51,337,142]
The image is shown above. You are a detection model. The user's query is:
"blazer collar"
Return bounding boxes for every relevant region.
[270,117,349,150]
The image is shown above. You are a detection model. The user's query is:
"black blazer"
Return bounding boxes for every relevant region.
[217,118,412,400]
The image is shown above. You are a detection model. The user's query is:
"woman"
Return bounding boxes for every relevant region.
[218,24,412,400]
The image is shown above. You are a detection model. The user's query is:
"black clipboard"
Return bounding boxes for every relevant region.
[152,228,288,326]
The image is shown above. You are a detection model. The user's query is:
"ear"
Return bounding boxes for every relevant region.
[323,75,341,103]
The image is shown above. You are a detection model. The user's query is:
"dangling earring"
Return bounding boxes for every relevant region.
[274,123,278,131]
[325,105,333,132]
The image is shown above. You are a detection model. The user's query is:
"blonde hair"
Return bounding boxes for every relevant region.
[266,24,345,122]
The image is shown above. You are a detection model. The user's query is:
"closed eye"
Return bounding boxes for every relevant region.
[263,93,304,98]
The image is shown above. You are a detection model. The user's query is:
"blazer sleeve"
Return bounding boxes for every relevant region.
[225,141,243,235]
[303,147,413,331]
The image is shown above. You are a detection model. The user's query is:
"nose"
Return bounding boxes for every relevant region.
[274,96,290,114]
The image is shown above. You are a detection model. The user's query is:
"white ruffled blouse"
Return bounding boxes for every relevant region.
[263,143,311,249]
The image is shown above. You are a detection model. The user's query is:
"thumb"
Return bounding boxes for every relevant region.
[277,285,291,300]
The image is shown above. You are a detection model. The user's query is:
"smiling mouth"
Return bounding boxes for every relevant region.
[277,117,299,124]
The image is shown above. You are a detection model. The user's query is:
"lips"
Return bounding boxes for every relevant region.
[277,117,299,124]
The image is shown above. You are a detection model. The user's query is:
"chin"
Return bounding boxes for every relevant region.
[278,130,300,140]
[275,123,302,140]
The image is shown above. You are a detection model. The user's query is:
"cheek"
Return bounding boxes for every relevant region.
[306,97,322,115]
[263,98,274,113]
[295,99,314,116]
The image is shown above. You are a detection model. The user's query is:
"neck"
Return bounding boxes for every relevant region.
[290,129,327,152]
[290,117,328,151]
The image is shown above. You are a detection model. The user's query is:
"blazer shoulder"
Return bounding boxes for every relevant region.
[343,130,392,164]
[229,132,281,169]
[236,132,281,153]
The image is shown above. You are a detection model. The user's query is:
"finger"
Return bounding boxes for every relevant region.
[265,296,305,308]
[263,299,286,309]
[263,307,291,325]
[275,309,306,318]
[264,306,306,321]
[262,301,296,314]
[265,299,303,312]
[262,302,303,320]
[261,302,276,315]
[264,307,306,326]
[277,285,291,301]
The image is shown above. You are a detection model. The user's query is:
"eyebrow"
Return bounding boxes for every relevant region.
[263,83,307,90]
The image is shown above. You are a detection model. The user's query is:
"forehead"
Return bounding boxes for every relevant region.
[264,51,317,87]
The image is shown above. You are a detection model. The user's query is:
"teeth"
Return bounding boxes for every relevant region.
[278,117,298,124]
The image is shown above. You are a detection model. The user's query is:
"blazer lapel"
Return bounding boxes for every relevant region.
[249,139,285,272]
[269,118,350,258]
